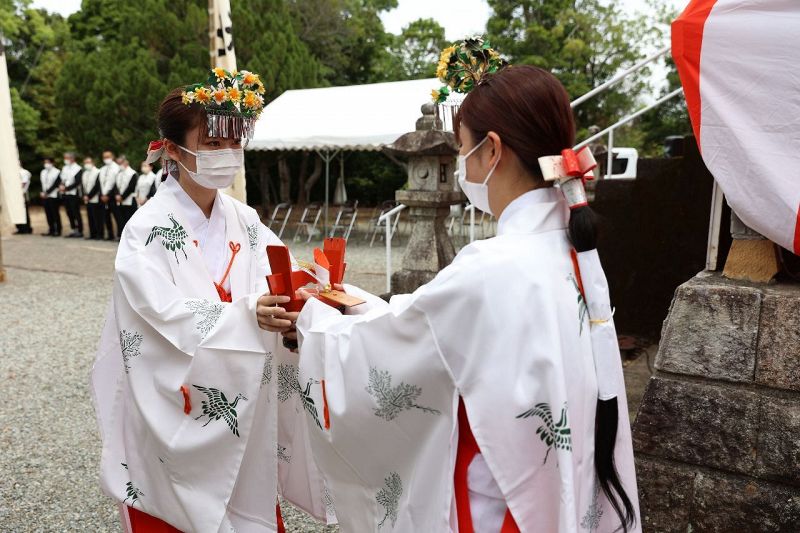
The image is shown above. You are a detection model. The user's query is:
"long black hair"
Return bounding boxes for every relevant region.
[456,65,635,532]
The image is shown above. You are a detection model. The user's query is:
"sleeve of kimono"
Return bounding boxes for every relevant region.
[294,266,471,532]
[115,250,245,357]
[110,243,274,529]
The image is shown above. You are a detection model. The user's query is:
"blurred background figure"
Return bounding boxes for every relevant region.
[82,156,103,240]
[98,150,119,241]
[136,162,157,206]
[14,160,32,234]
[39,157,62,237]
[60,151,84,238]
[113,155,138,234]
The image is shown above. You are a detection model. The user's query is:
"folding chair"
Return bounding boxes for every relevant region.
[292,201,323,242]
[329,199,359,240]
[368,200,397,247]
[266,202,292,240]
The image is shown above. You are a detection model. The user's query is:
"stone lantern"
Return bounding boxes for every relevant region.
[382,102,464,294]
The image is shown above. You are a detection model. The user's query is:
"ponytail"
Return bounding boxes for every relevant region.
[565,177,636,533]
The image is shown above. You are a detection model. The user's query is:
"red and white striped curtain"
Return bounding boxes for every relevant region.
[672,0,800,254]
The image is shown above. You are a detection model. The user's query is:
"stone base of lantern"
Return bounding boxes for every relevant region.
[390,190,462,295]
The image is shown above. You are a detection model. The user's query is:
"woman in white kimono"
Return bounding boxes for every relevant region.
[294,63,640,532]
[91,70,328,533]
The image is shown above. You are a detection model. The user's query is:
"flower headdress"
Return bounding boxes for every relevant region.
[431,36,507,130]
[146,68,266,165]
[182,67,266,140]
[432,36,507,102]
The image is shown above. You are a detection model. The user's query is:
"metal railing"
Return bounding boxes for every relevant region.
[574,87,684,178]
[571,45,679,180]
[570,46,670,108]
[380,203,407,293]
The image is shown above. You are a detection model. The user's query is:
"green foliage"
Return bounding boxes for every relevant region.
[4,2,72,169]
[233,0,321,99]
[382,17,447,80]
[487,0,659,134]
[54,0,208,163]
[288,0,400,86]
[10,87,38,147]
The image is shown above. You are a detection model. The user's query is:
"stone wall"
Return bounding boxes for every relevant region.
[632,272,800,531]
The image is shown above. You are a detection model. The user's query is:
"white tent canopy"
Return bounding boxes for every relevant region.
[247,78,440,152]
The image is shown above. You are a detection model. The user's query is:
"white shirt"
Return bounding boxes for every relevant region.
[116,166,138,205]
[99,161,120,195]
[20,168,31,198]
[40,166,61,199]
[136,171,156,204]
[82,166,101,203]
[163,176,229,290]
[61,162,82,196]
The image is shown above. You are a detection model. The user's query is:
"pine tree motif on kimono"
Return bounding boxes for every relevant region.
[376,472,403,528]
[144,213,189,263]
[246,223,259,251]
[516,402,572,465]
[192,385,248,437]
[277,444,291,463]
[365,367,441,421]
[119,330,143,374]
[568,273,589,334]
[185,299,225,339]
[580,482,603,531]
[277,363,323,429]
[261,352,273,388]
[322,485,336,517]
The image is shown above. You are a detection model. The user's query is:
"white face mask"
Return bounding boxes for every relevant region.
[84,164,93,171]
[456,136,500,215]
[177,145,243,190]
[44,163,53,170]
[103,158,113,166]
[63,159,71,166]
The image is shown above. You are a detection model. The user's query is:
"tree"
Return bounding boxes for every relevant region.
[288,0,398,86]
[2,1,72,171]
[55,0,208,161]
[487,0,659,134]
[233,0,324,205]
[382,18,447,80]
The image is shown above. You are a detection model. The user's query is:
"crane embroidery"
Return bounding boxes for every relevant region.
[123,481,144,507]
[366,367,440,421]
[516,401,572,465]
[145,213,189,263]
[277,363,323,429]
[192,385,248,437]
[121,464,144,507]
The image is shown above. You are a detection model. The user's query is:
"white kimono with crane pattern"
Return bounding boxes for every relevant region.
[296,188,640,533]
[90,183,328,532]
